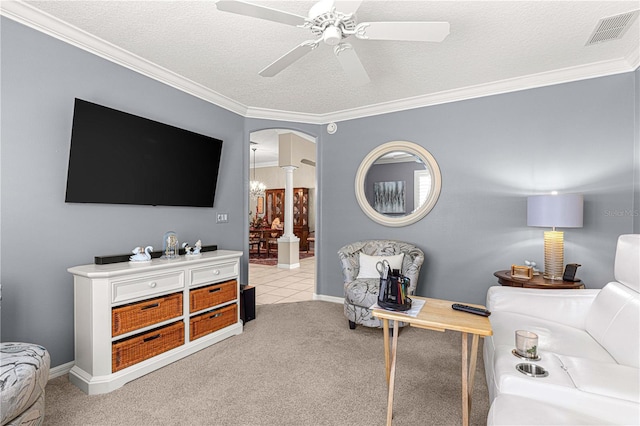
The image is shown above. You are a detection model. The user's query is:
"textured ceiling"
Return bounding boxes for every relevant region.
[7,0,637,123]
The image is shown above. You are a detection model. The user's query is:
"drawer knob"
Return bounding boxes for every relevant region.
[213,270,220,275]
[149,281,157,288]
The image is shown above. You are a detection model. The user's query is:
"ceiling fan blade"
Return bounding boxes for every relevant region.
[333,43,370,85]
[354,21,450,42]
[216,1,307,26]
[334,0,363,15]
[259,40,320,77]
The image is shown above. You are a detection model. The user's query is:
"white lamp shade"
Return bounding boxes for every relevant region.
[527,194,583,228]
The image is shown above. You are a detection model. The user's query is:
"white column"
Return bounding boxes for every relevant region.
[277,165,299,269]
[280,166,298,240]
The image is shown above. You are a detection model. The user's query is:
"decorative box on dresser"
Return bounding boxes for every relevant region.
[265,187,309,250]
[68,250,242,395]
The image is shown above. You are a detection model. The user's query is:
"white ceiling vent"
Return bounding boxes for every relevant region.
[586,10,639,45]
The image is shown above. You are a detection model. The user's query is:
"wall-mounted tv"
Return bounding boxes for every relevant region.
[65,99,223,207]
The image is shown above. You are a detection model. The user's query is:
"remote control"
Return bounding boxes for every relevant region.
[452,303,491,317]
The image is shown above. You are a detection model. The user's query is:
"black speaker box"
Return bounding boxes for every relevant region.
[240,285,256,324]
[94,245,217,264]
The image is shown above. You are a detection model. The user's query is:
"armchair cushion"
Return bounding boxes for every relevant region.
[356,253,404,279]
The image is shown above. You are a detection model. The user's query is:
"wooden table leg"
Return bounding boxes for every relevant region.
[462,332,469,426]
[461,332,480,426]
[386,320,399,426]
[383,318,390,385]
[468,334,479,415]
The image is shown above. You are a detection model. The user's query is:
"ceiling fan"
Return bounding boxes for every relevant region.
[215,0,450,85]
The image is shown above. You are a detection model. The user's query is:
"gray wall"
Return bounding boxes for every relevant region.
[1,17,638,370]
[635,67,639,234]
[319,73,638,305]
[0,18,246,367]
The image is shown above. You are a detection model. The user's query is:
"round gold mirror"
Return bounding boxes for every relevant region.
[355,141,442,227]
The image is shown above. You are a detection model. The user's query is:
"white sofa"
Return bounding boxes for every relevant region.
[484,234,640,425]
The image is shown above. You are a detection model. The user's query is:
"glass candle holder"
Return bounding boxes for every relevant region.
[515,330,538,359]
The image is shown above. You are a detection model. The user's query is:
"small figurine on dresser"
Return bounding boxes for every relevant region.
[130,246,153,263]
[182,240,202,258]
[524,260,540,275]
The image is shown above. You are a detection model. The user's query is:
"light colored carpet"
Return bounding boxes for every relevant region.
[45,301,490,425]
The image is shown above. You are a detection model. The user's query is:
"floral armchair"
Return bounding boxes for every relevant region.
[338,240,425,329]
[1,342,50,426]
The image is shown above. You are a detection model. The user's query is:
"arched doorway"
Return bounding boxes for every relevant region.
[247,129,317,305]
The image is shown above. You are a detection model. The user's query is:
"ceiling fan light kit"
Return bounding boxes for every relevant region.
[322,25,343,45]
[216,0,450,84]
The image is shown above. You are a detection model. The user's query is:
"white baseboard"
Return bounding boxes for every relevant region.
[313,294,343,304]
[277,263,300,269]
[49,361,74,380]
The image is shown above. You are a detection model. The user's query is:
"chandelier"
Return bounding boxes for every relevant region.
[250,147,266,199]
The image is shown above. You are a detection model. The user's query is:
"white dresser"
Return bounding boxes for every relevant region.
[68,250,242,395]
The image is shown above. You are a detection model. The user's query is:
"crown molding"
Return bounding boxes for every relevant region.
[0,1,249,117]
[2,0,638,126]
[626,42,640,70]
[320,55,638,124]
[244,106,326,125]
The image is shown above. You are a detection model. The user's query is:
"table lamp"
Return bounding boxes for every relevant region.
[527,193,583,280]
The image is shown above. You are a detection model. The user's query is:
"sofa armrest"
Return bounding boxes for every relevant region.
[486,286,600,329]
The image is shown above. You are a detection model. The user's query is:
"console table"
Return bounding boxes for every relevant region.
[494,270,585,289]
[68,250,242,395]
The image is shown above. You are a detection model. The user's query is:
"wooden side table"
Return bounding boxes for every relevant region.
[372,297,492,426]
[494,270,585,289]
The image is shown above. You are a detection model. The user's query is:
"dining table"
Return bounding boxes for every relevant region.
[249,227,283,257]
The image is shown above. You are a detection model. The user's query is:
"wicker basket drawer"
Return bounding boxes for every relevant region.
[112,321,184,373]
[190,304,237,341]
[112,293,183,337]
[190,280,237,313]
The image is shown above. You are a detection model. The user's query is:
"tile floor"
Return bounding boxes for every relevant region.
[249,256,316,305]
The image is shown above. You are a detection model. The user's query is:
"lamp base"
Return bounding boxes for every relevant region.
[543,273,565,280]
[543,230,564,280]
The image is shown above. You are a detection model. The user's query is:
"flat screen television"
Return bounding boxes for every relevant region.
[65,99,223,207]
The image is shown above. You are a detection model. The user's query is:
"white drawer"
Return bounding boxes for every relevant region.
[112,271,185,304]
[190,260,238,287]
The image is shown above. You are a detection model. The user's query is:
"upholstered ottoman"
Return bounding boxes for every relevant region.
[1,343,50,426]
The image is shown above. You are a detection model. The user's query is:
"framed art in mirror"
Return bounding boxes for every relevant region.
[355,141,442,227]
